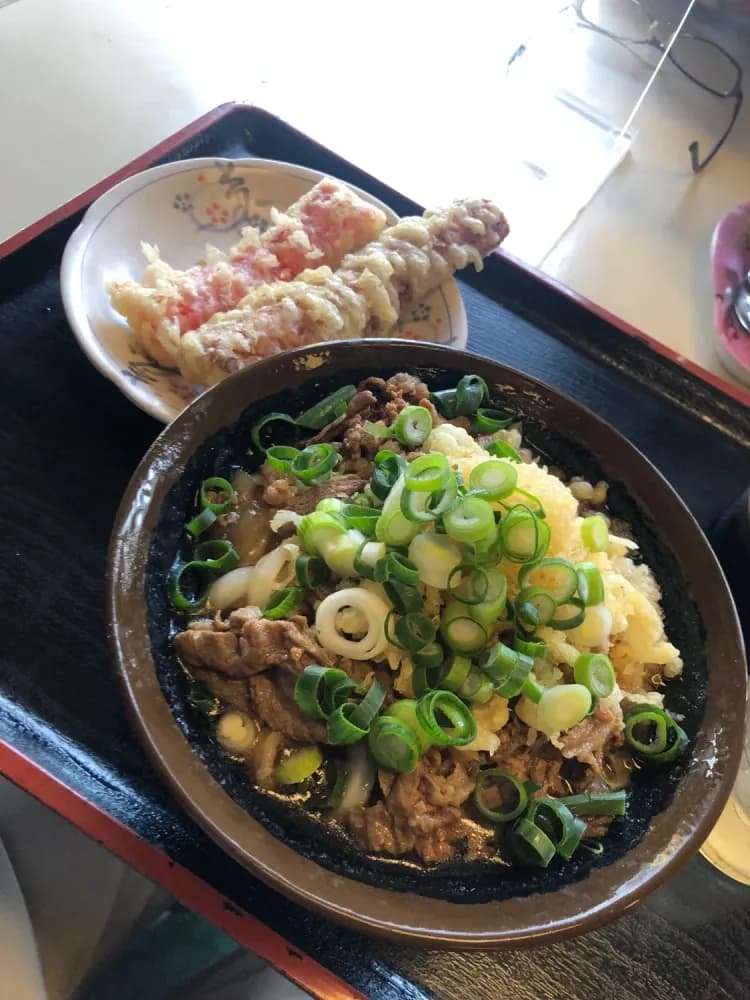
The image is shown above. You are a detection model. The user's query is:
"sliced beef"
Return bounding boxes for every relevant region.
[384,372,429,403]
[358,376,387,397]
[279,474,367,514]
[260,468,297,507]
[347,801,417,856]
[491,719,568,796]
[248,672,327,743]
[346,749,477,863]
[347,389,379,415]
[239,609,333,673]
[174,606,332,680]
[338,421,385,478]
[558,702,625,773]
[383,373,430,421]
[174,621,247,678]
[191,667,251,714]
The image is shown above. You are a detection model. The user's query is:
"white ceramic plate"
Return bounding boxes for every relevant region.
[61,157,468,424]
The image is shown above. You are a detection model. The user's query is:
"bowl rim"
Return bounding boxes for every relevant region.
[107,339,747,948]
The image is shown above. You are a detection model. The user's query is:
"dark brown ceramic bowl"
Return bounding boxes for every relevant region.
[107,340,747,948]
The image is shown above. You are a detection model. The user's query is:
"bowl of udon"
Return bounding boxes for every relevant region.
[107,339,746,947]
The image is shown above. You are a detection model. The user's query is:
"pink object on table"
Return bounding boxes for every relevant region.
[710,200,750,385]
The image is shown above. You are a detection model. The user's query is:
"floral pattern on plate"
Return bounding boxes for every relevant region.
[61,158,468,424]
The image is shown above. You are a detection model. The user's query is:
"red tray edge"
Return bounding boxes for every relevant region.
[2,99,748,410]
[0,737,364,1000]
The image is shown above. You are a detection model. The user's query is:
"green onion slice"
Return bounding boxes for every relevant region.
[472,408,513,434]
[581,514,609,552]
[458,667,495,705]
[515,586,557,628]
[298,510,346,554]
[353,540,385,580]
[509,816,557,868]
[327,702,369,744]
[514,637,547,658]
[321,673,359,716]
[341,504,380,536]
[479,641,518,682]
[384,579,423,614]
[400,474,459,523]
[576,561,605,606]
[429,389,458,418]
[295,666,343,720]
[518,557,578,603]
[370,450,407,501]
[250,412,299,452]
[349,679,386,729]
[512,489,545,518]
[261,586,302,620]
[455,374,488,415]
[394,405,433,447]
[394,612,436,652]
[290,443,339,484]
[295,385,356,430]
[415,690,477,747]
[295,554,328,589]
[479,644,534,698]
[624,704,688,763]
[383,699,432,752]
[500,505,541,562]
[469,567,506,627]
[537,684,592,733]
[549,597,586,630]
[430,375,488,418]
[573,652,615,699]
[487,439,521,463]
[368,716,421,773]
[362,420,392,440]
[469,459,518,500]
[558,790,627,817]
[265,446,299,473]
[275,746,323,786]
[447,564,489,605]
[412,641,444,672]
[186,507,217,538]
[376,552,420,587]
[169,561,210,611]
[521,677,545,703]
[192,539,241,574]
[473,768,528,822]
[384,609,404,649]
[526,797,586,861]
[443,495,496,543]
[199,476,234,514]
[440,654,472,692]
[440,610,488,654]
[412,659,446,698]
[404,453,450,493]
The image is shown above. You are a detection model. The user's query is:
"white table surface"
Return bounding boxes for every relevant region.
[2,0,749,393]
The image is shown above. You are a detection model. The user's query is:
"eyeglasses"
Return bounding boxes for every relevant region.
[574,1,743,172]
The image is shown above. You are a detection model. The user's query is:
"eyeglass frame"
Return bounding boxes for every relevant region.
[574,0,744,172]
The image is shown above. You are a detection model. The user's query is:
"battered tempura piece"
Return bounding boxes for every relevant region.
[107,179,386,367]
[178,199,509,386]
